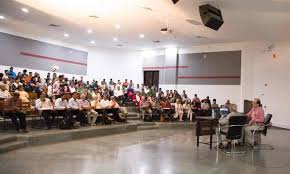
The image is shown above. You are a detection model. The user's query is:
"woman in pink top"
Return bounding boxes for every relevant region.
[245,98,265,145]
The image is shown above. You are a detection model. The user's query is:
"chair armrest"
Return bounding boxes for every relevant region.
[252,122,272,133]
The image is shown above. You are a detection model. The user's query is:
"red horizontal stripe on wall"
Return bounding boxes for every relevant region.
[20,52,87,66]
[143,66,189,70]
[178,76,240,79]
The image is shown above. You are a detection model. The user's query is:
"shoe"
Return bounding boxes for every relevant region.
[218,143,225,149]
[22,130,29,133]
[225,142,232,149]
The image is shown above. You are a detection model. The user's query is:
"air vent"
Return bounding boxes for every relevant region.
[89,15,99,19]
[116,44,123,47]
[153,40,160,43]
[49,24,60,27]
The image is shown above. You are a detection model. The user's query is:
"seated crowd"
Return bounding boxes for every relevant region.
[0,66,266,147]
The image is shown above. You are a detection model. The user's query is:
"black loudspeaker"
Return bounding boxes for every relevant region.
[172,0,179,4]
[199,4,224,31]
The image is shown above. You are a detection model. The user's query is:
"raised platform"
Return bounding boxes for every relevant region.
[0,121,195,153]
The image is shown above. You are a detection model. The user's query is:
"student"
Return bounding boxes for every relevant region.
[35,93,54,129]
[183,100,193,122]
[68,92,87,126]
[174,98,184,121]
[0,84,11,100]
[5,92,28,133]
[140,96,152,120]
[79,94,97,126]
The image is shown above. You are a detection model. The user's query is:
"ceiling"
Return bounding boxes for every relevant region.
[0,0,290,50]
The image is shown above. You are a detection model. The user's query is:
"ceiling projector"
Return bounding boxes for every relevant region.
[160,27,173,34]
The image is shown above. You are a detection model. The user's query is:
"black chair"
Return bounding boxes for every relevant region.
[251,114,273,149]
[219,115,247,154]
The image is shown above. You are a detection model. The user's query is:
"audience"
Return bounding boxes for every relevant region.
[2,65,270,151]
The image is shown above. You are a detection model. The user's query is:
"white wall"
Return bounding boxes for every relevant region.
[87,48,143,84]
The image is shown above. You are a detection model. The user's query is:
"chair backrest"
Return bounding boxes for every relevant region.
[262,114,272,136]
[0,101,5,110]
[196,119,218,136]
[226,115,247,140]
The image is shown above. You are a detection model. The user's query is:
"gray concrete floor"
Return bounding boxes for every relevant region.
[0,128,290,174]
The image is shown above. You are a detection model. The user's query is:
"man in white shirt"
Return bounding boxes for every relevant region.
[35,93,54,129]
[68,92,87,126]
[54,93,73,126]
[100,95,110,109]
[0,84,11,100]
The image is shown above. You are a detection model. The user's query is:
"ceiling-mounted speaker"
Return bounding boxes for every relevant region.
[172,0,179,4]
[199,4,224,31]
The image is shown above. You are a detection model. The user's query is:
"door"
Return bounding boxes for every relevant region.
[144,71,159,88]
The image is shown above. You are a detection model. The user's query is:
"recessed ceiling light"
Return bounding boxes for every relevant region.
[21,8,29,13]
[113,37,118,41]
[90,40,95,44]
[87,29,93,33]
[115,24,121,29]
[139,34,145,38]
[0,15,5,20]
[64,33,69,37]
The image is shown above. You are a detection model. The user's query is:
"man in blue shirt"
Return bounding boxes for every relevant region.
[8,67,17,79]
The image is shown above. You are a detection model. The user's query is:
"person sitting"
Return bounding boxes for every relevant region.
[68,92,87,126]
[174,98,184,121]
[218,104,245,149]
[79,94,97,126]
[100,95,114,123]
[11,77,23,92]
[5,92,28,133]
[223,100,232,108]
[90,95,103,124]
[183,100,193,122]
[0,84,11,100]
[0,78,10,91]
[160,98,173,121]
[211,99,219,110]
[244,98,265,146]
[18,85,29,103]
[122,79,129,88]
[8,66,17,79]
[82,87,92,101]
[139,96,152,120]
[108,96,127,122]
[35,93,54,129]
[211,99,220,117]
[201,99,211,116]
[54,93,75,128]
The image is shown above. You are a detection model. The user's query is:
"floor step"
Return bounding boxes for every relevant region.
[0,135,17,145]
[137,125,159,130]
[0,141,27,154]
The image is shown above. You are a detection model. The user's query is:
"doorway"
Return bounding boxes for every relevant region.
[143,71,159,88]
